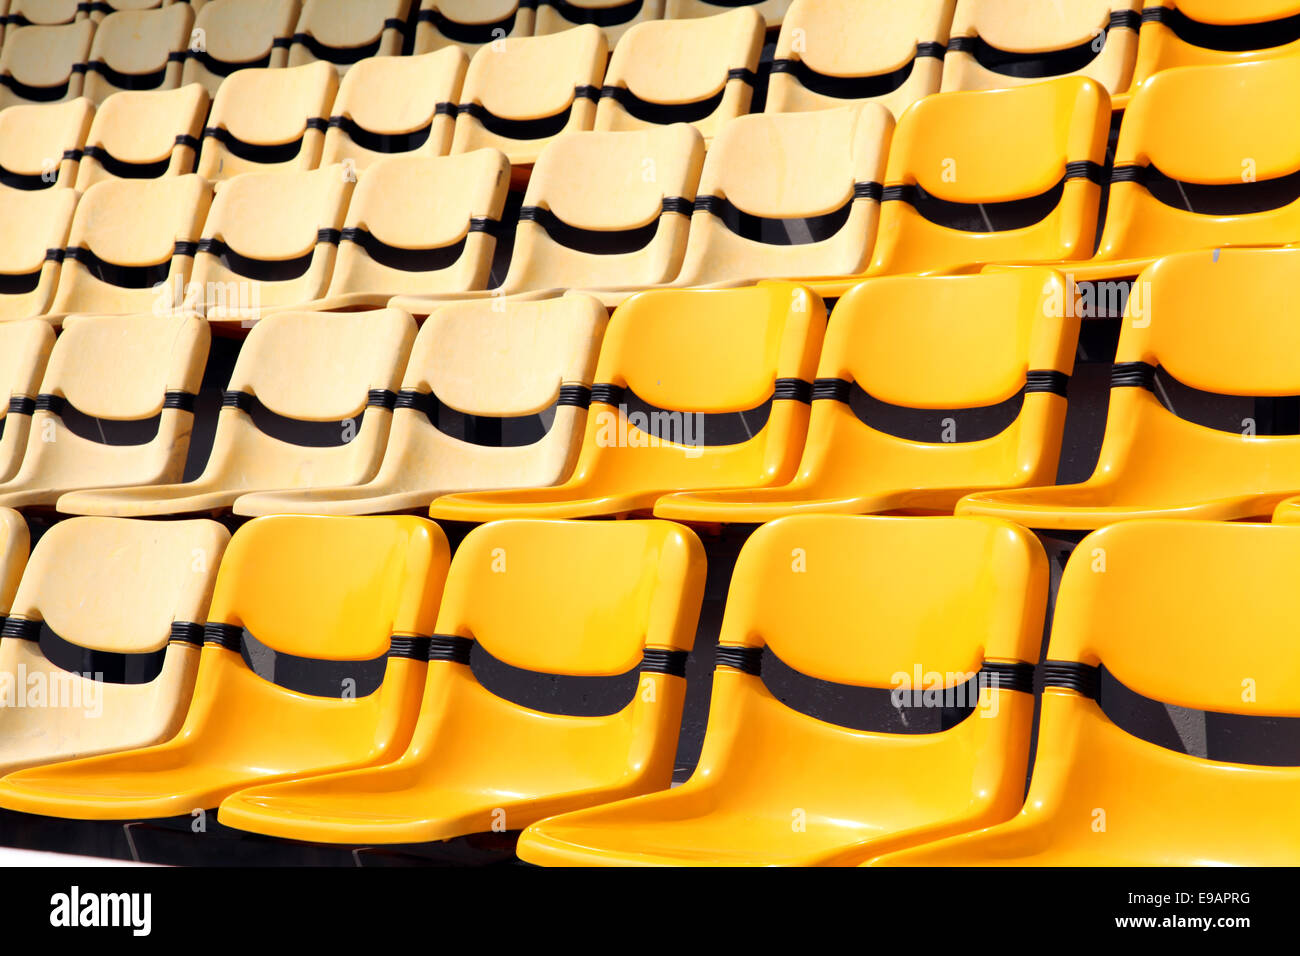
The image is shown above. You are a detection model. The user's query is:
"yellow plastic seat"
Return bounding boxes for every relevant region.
[195,60,338,182]
[184,165,352,323]
[941,0,1140,97]
[0,98,94,189]
[60,309,413,517]
[665,0,789,27]
[0,517,228,776]
[534,0,664,47]
[319,49,467,172]
[873,519,1300,866]
[0,508,28,617]
[961,248,1300,530]
[670,105,892,288]
[414,0,534,57]
[0,322,55,483]
[235,293,605,516]
[593,9,764,143]
[286,0,411,76]
[656,269,1077,523]
[0,186,78,321]
[181,0,301,99]
[0,20,94,109]
[80,5,193,105]
[218,518,704,846]
[764,0,955,121]
[11,0,167,23]
[447,25,607,168]
[73,85,208,189]
[430,282,823,522]
[0,314,207,511]
[44,174,212,322]
[518,513,1045,867]
[0,514,449,820]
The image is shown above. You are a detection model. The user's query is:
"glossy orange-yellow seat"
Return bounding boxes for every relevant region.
[655,269,1077,523]
[0,515,449,820]
[517,514,1046,867]
[218,519,705,846]
[871,520,1300,866]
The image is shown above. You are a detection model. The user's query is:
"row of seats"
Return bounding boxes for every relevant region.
[0,509,1286,864]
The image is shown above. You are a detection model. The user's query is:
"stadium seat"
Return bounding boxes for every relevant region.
[196,60,338,182]
[414,0,534,56]
[217,518,704,846]
[665,0,789,27]
[0,98,93,189]
[941,0,1140,96]
[59,309,413,517]
[0,514,449,821]
[0,508,27,617]
[429,282,823,522]
[184,165,352,323]
[961,248,1300,530]
[0,20,94,109]
[0,186,78,321]
[181,0,301,99]
[73,84,208,189]
[0,322,55,483]
[656,269,1077,523]
[0,517,228,776]
[448,25,607,168]
[593,9,765,142]
[0,314,208,511]
[518,513,1045,866]
[233,293,606,516]
[286,0,411,76]
[5,0,79,27]
[80,5,194,105]
[45,174,212,322]
[871,520,1300,866]
[319,48,467,171]
[764,0,954,120]
[533,0,664,47]
[669,105,892,288]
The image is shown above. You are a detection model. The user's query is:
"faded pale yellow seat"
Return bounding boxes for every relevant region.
[0,20,94,109]
[448,25,607,168]
[0,314,208,511]
[236,294,605,516]
[671,105,892,289]
[534,0,664,47]
[81,5,193,105]
[286,0,411,76]
[181,0,301,99]
[73,85,208,189]
[0,517,227,776]
[45,174,212,323]
[941,0,1140,97]
[666,0,789,25]
[414,0,534,56]
[594,9,764,143]
[0,187,78,322]
[196,60,338,182]
[0,509,27,616]
[60,309,414,518]
[0,98,93,189]
[765,0,954,120]
[0,322,54,483]
[320,48,467,172]
[11,0,168,23]
[185,165,352,324]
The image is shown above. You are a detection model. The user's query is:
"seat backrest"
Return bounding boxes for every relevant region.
[49,173,212,318]
[414,0,534,56]
[868,76,1110,276]
[666,0,790,25]
[74,84,209,189]
[533,0,664,46]
[0,322,55,484]
[326,151,510,299]
[320,48,467,171]
[197,60,338,181]
[0,185,78,321]
[6,0,81,26]
[765,0,955,119]
[286,0,411,75]
[0,517,228,774]
[0,508,28,619]
[0,98,94,189]
[81,5,194,105]
[499,124,704,293]
[1128,0,1300,90]
[182,0,302,98]
[0,20,95,109]
[594,9,764,140]
[674,105,892,286]
[449,25,607,166]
